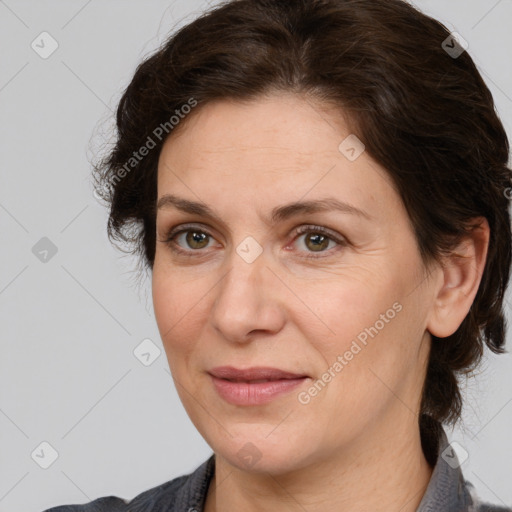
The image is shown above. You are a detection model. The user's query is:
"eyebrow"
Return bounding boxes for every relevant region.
[156,193,371,224]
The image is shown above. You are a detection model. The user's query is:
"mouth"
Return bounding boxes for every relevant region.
[208,366,310,406]
[208,366,309,381]
[222,378,286,383]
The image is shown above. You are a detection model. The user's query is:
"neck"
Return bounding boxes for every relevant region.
[204,417,433,512]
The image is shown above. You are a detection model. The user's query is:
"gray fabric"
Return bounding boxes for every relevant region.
[416,427,510,512]
[43,426,510,512]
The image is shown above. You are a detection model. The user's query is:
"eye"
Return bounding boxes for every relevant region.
[159,223,347,259]
[291,225,347,259]
[159,223,216,255]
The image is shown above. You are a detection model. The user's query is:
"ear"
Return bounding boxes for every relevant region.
[426,217,490,338]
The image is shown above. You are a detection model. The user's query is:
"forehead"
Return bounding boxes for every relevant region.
[160,94,347,166]
[156,94,400,219]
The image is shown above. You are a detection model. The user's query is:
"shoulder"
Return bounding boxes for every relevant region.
[475,505,512,512]
[467,480,512,512]
[41,496,129,512]
[42,464,204,512]
[41,455,215,511]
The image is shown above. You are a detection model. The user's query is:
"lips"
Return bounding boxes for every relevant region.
[208,366,309,406]
[208,366,308,382]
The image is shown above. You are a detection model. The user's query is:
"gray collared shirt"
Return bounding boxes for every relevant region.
[416,428,510,512]
[44,426,511,512]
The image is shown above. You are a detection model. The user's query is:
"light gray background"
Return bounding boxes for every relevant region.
[1,1,511,511]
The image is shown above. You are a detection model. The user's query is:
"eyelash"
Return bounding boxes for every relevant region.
[159,223,347,259]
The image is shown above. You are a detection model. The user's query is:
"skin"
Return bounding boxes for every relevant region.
[151,92,490,512]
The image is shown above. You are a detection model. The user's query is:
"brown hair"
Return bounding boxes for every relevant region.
[93,0,512,440]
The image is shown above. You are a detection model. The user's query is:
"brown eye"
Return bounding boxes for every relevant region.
[183,230,210,250]
[160,224,216,255]
[303,233,331,252]
[293,225,347,259]
[160,223,347,260]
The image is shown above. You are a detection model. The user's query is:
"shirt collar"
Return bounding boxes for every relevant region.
[172,453,215,511]
[417,425,476,512]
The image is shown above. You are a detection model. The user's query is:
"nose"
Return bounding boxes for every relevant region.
[209,247,286,344]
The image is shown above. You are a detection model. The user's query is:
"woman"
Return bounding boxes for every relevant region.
[44,0,512,510]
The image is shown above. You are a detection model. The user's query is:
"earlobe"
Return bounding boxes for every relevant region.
[427,217,490,339]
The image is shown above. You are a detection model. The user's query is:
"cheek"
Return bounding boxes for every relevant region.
[152,264,216,382]
[152,267,195,351]
[300,274,414,393]
[301,273,401,350]
[152,271,173,335]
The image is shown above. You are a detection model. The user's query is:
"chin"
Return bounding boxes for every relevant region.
[211,428,317,474]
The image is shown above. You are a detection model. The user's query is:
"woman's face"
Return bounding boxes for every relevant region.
[152,93,438,473]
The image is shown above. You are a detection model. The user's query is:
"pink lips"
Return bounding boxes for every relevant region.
[208,366,309,406]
